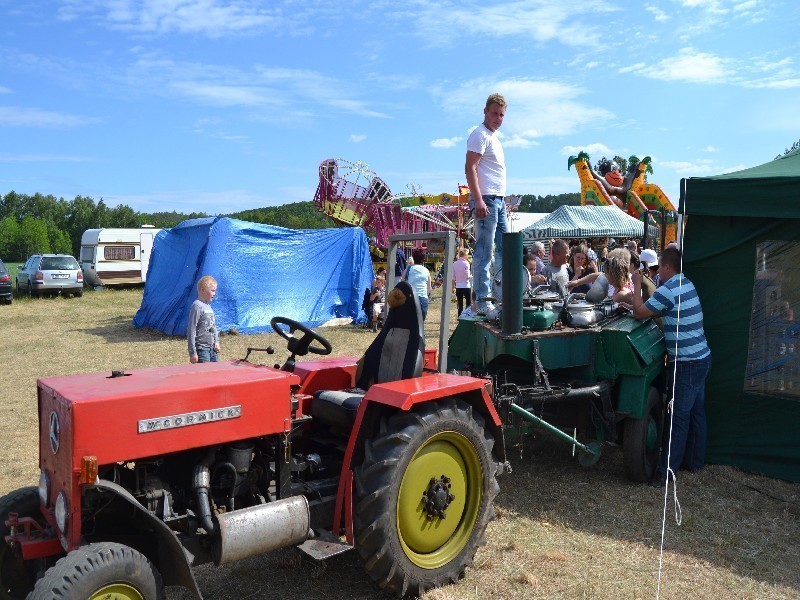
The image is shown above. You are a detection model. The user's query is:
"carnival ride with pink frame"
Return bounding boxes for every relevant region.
[313,158,521,249]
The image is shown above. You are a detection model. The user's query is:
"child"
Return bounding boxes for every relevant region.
[188,275,220,363]
[369,267,386,332]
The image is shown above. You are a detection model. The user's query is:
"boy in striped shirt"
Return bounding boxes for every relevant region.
[631,247,712,486]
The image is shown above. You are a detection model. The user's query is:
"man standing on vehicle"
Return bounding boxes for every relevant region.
[465,93,508,315]
[630,247,712,486]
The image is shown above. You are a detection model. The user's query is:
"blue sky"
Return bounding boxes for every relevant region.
[1,0,798,216]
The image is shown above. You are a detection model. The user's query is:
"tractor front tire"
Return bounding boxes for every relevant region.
[623,386,665,482]
[354,398,499,596]
[1,487,50,600]
[29,542,164,600]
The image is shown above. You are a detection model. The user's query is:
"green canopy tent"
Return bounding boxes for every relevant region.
[521,205,658,241]
[680,149,800,482]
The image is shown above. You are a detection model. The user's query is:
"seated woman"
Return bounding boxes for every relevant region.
[567,243,596,294]
[604,248,633,304]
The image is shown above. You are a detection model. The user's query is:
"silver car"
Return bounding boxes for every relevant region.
[16,254,84,298]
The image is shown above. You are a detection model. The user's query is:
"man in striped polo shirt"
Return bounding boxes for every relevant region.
[631,247,712,486]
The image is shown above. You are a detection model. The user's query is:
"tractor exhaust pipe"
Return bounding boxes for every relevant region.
[193,450,217,535]
[213,495,310,565]
[501,232,524,335]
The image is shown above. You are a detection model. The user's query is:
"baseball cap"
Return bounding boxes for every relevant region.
[640,248,658,266]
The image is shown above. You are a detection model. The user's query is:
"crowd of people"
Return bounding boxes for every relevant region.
[189,91,712,489]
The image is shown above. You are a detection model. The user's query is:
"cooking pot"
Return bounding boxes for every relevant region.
[525,285,561,307]
[523,306,557,330]
[560,295,606,328]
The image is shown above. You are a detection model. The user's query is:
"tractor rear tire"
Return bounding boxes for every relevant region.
[353,398,499,596]
[29,542,164,600]
[623,387,664,482]
[0,487,50,600]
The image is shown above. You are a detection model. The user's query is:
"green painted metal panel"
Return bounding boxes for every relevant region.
[594,317,664,378]
[447,318,482,371]
[615,364,662,419]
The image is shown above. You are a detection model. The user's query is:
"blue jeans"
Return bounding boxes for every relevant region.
[197,347,219,363]
[659,355,712,476]
[471,195,509,307]
[419,297,429,321]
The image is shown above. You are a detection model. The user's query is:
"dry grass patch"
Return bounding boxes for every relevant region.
[1,288,799,599]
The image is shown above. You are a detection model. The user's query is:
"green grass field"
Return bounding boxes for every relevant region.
[1,287,798,599]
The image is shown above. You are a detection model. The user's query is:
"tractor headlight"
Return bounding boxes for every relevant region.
[38,470,50,506]
[55,491,68,534]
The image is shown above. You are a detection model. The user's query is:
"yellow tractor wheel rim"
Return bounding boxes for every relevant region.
[89,583,145,600]
[396,431,483,569]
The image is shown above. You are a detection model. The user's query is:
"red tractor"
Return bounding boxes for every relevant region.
[1,276,505,599]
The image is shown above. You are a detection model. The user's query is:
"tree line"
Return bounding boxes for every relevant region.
[0,192,332,262]
[0,190,579,263]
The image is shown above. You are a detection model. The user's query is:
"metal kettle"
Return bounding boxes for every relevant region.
[560,293,606,328]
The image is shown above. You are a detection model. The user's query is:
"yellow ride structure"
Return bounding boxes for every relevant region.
[568,152,678,246]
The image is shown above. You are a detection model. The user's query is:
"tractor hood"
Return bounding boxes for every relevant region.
[37,360,300,474]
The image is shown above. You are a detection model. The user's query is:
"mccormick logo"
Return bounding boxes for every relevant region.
[49,411,60,454]
[138,405,242,433]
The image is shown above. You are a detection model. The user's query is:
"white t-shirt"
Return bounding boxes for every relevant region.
[406,264,430,300]
[467,124,506,196]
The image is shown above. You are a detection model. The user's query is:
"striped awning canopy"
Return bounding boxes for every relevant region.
[521,205,658,240]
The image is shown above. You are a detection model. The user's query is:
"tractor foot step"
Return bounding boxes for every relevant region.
[298,530,353,560]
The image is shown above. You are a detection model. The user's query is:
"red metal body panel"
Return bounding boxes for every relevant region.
[37,360,298,549]
[294,356,357,414]
[38,361,298,468]
[362,373,500,424]
[423,347,438,370]
[332,373,500,542]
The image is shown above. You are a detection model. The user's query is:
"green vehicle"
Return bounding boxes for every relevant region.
[445,231,667,483]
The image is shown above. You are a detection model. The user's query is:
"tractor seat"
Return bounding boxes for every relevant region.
[312,281,425,430]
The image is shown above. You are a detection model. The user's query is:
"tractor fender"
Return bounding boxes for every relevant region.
[87,479,203,600]
[362,373,504,462]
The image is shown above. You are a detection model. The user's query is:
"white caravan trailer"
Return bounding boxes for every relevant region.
[80,226,162,287]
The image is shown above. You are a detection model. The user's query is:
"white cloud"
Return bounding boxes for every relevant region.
[430,136,463,149]
[350,134,367,143]
[508,175,580,196]
[502,134,540,149]
[58,0,282,38]
[661,158,718,175]
[412,0,615,48]
[645,5,669,21]
[0,106,99,128]
[670,0,768,38]
[741,56,800,88]
[703,145,717,152]
[438,78,614,142]
[626,46,800,89]
[0,86,11,94]
[676,0,725,11]
[561,143,613,157]
[126,58,388,119]
[634,48,729,83]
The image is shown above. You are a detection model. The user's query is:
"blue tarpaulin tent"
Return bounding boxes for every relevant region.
[133,217,373,335]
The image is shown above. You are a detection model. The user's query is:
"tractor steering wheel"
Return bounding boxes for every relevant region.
[270,316,332,357]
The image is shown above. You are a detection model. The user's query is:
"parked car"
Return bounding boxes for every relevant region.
[16,254,83,298]
[0,260,12,304]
